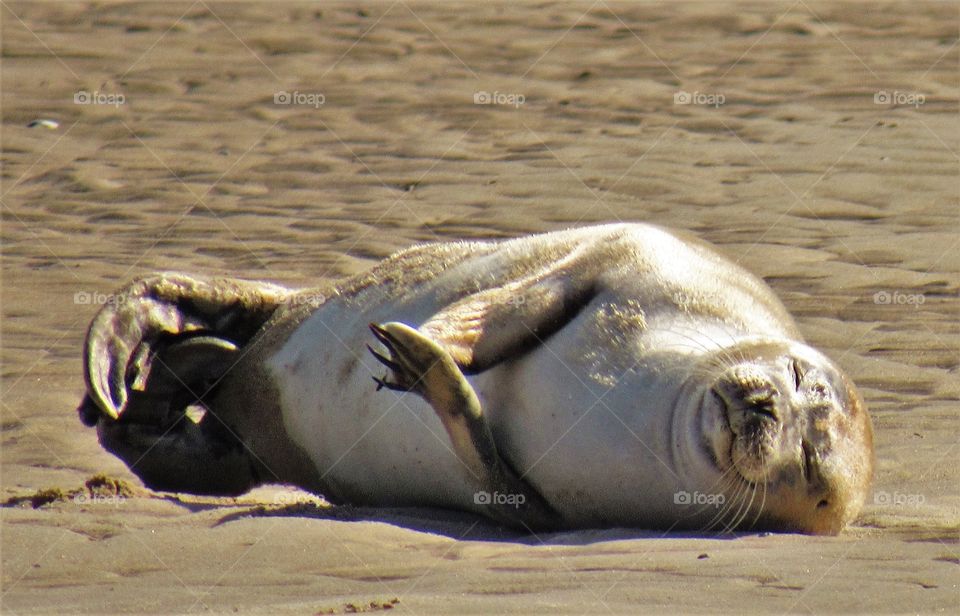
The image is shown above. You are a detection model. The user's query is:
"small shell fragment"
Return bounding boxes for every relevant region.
[27,119,59,129]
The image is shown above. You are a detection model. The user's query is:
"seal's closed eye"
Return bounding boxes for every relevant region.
[790,359,803,390]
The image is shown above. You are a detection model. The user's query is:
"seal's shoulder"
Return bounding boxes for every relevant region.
[335,239,495,301]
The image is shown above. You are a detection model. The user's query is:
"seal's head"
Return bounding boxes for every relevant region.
[705,340,873,535]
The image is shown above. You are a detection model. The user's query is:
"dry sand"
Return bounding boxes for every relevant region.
[1,1,958,613]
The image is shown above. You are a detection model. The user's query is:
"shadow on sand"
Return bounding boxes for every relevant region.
[207,499,753,545]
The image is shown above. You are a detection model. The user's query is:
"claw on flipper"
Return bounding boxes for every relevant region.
[366,344,399,371]
[371,375,407,393]
[368,322,393,346]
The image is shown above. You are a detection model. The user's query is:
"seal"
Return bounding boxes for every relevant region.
[77,223,874,534]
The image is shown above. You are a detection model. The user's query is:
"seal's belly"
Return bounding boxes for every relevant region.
[266,288,742,522]
[267,297,483,507]
[475,333,697,526]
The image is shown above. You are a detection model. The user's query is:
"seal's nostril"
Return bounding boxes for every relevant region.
[749,401,777,422]
[743,388,778,423]
[817,499,829,509]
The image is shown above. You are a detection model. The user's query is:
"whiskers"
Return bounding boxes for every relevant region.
[679,441,769,535]
[664,326,776,534]
[659,326,748,385]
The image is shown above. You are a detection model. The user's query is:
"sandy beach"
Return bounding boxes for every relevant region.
[2,2,957,613]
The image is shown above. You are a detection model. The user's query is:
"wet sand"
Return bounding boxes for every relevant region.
[2,2,957,613]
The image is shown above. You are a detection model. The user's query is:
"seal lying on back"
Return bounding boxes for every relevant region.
[77,223,874,534]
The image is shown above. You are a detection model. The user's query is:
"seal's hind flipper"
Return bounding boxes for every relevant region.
[79,273,295,496]
[419,244,601,374]
[83,273,291,421]
[369,321,560,530]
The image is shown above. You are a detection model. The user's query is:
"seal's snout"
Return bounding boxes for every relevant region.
[712,363,788,484]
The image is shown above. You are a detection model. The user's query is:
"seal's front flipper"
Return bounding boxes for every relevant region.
[369,322,560,530]
[419,245,601,373]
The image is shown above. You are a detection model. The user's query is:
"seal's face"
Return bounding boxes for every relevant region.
[706,341,874,535]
